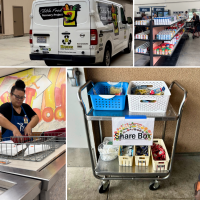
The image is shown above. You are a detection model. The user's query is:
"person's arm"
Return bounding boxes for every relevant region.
[24,115,39,136]
[0,114,22,137]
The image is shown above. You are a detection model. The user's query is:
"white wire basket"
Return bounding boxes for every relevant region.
[127,81,171,112]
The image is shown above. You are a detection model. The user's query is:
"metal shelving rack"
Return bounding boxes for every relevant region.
[78,80,187,192]
[134,14,187,66]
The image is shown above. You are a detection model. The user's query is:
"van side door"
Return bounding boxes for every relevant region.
[119,7,128,49]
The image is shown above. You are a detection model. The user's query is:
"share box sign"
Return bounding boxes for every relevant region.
[112,118,155,146]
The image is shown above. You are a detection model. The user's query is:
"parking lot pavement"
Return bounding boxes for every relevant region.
[0,36,133,67]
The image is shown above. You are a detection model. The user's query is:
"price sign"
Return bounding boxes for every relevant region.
[112,117,155,145]
[139,8,150,12]
[154,8,164,12]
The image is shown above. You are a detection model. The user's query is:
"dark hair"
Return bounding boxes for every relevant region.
[142,13,146,17]
[185,11,188,13]
[11,79,26,94]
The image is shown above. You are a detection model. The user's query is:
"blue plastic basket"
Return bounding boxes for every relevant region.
[88,82,128,110]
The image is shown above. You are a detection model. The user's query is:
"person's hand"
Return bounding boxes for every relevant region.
[13,128,23,143]
[13,128,22,137]
[24,125,32,136]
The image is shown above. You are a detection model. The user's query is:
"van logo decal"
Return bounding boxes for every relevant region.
[39,4,81,27]
[63,4,81,27]
[61,33,73,50]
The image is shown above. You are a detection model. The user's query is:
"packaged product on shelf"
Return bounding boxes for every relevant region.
[110,86,123,95]
[136,146,148,156]
[120,146,134,157]
[135,19,150,26]
[135,30,150,40]
[151,143,166,161]
[131,85,165,96]
[135,42,150,54]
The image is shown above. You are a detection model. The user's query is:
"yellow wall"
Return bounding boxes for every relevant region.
[85,68,200,153]
[2,0,34,35]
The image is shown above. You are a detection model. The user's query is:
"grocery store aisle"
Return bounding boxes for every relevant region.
[134,36,200,67]
[176,36,200,66]
[67,152,199,200]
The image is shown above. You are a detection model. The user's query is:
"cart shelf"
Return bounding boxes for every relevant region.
[86,103,178,121]
[96,157,169,178]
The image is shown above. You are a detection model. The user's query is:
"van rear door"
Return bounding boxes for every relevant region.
[32,1,60,55]
[58,0,91,56]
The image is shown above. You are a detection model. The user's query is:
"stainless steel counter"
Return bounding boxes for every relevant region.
[0,145,66,200]
[0,172,41,200]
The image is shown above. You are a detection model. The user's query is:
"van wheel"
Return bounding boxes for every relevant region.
[44,60,57,66]
[124,37,132,53]
[102,46,111,66]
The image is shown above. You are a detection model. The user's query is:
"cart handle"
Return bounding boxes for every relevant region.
[77,80,94,115]
[169,80,188,117]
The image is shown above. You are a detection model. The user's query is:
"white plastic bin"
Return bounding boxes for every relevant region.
[151,139,170,171]
[127,81,171,112]
[134,146,151,166]
[118,146,135,166]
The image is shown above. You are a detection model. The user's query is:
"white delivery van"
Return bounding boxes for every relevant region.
[29,0,133,66]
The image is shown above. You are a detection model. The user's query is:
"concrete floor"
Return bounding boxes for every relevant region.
[134,36,200,67]
[67,148,199,200]
[0,36,133,67]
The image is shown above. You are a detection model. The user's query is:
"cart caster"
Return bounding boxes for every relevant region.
[149,180,160,190]
[99,180,110,193]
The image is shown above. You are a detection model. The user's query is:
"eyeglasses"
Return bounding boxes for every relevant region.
[12,93,26,100]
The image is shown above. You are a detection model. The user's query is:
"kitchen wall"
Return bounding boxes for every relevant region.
[85,68,200,153]
[134,0,200,16]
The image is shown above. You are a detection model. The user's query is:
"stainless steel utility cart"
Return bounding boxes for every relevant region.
[78,80,187,193]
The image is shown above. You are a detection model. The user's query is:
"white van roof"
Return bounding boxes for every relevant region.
[34,0,122,7]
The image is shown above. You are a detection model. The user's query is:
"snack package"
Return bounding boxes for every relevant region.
[151,143,166,160]
[136,146,148,156]
[110,86,123,95]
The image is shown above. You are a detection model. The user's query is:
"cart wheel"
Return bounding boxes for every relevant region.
[99,180,110,194]
[149,181,160,190]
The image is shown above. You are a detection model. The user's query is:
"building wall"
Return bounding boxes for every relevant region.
[134,0,200,16]
[2,0,34,35]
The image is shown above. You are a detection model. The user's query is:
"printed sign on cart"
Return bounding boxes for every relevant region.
[112,118,155,145]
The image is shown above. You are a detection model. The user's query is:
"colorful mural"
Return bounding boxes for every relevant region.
[0,68,66,132]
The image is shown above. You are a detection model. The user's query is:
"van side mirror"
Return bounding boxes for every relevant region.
[127,17,133,24]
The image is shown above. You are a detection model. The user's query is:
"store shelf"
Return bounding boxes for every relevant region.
[134,25,150,27]
[95,157,169,177]
[153,18,186,27]
[86,103,178,121]
[134,52,150,56]
[135,39,150,41]
[153,24,185,42]
[153,32,185,57]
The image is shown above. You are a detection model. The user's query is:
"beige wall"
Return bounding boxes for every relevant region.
[2,0,34,35]
[85,68,200,153]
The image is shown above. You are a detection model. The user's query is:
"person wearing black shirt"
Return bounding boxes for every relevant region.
[192,12,200,37]
[0,79,39,140]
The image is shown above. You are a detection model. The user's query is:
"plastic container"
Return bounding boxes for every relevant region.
[151,139,170,171]
[134,146,151,166]
[118,146,135,166]
[98,142,119,162]
[127,81,171,113]
[88,82,128,111]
